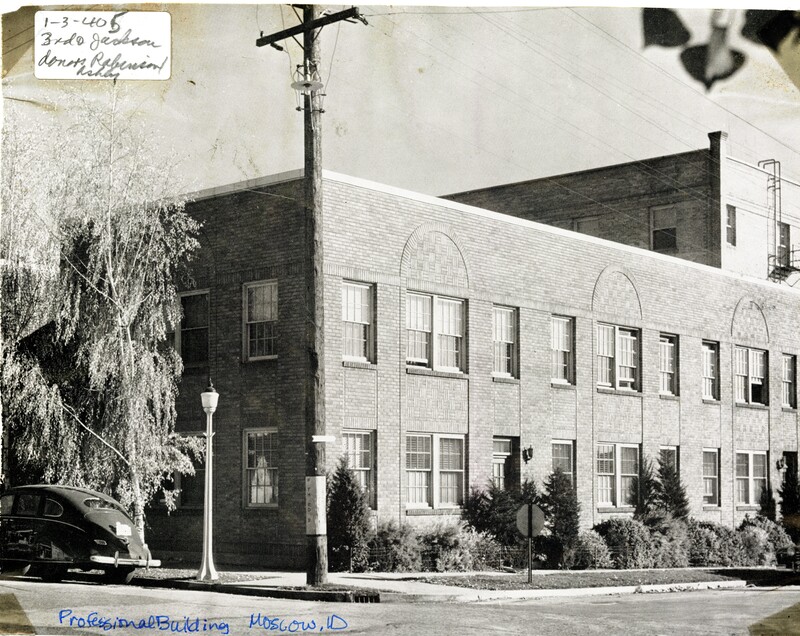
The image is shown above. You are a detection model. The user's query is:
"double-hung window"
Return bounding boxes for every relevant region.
[406,293,465,372]
[734,346,768,405]
[551,316,574,384]
[342,431,375,507]
[726,205,737,246]
[244,429,278,506]
[596,443,639,507]
[703,449,720,506]
[779,222,791,268]
[659,334,678,395]
[244,281,278,361]
[659,446,678,472]
[342,282,374,362]
[702,341,719,400]
[783,354,797,409]
[552,440,575,487]
[597,324,640,391]
[492,438,512,489]
[406,434,464,508]
[492,306,517,378]
[651,205,677,251]
[175,291,209,369]
[736,451,767,505]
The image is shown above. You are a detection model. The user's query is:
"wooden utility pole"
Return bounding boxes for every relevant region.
[257,4,366,587]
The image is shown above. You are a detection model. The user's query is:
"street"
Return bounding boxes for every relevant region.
[2,577,800,635]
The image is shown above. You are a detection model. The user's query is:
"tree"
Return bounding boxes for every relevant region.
[657,454,690,521]
[326,456,372,572]
[778,466,800,542]
[541,468,580,568]
[632,455,664,526]
[1,87,202,542]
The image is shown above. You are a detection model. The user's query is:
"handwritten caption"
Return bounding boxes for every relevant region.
[57,610,349,634]
[34,11,171,80]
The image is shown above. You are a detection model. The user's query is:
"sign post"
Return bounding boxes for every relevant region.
[515,504,544,584]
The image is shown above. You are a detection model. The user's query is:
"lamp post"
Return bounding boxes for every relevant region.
[197,379,219,582]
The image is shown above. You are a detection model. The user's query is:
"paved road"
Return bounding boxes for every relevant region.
[2,577,800,635]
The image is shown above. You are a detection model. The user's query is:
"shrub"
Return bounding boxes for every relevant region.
[594,517,657,569]
[760,486,777,522]
[738,525,772,566]
[541,468,580,568]
[650,516,690,568]
[367,520,421,572]
[633,456,661,519]
[687,520,722,566]
[740,515,793,564]
[326,457,372,572]
[462,480,543,547]
[417,520,506,572]
[779,467,800,542]
[572,530,613,570]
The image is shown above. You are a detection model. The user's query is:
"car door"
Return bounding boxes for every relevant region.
[6,492,42,562]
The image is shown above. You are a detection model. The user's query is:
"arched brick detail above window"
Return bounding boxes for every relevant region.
[731,297,769,345]
[591,266,643,324]
[400,223,469,290]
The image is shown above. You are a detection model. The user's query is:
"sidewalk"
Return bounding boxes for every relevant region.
[134,569,749,604]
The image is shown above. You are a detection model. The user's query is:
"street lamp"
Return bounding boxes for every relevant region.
[197,379,219,582]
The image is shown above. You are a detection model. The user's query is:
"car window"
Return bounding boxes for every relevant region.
[16,493,41,516]
[83,497,124,513]
[43,498,64,518]
[0,494,13,515]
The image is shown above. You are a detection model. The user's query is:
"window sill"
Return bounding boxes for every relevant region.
[703,505,721,511]
[406,366,467,380]
[596,387,642,397]
[702,398,720,405]
[492,376,519,385]
[735,402,768,411]
[782,406,798,413]
[405,507,462,516]
[736,505,760,512]
[551,381,575,390]
[244,356,278,364]
[596,507,634,514]
[343,360,377,370]
[658,393,680,401]
[245,504,279,511]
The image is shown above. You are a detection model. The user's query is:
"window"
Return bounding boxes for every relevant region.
[783,354,797,409]
[175,291,209,369]
[734,346,768,405]
[342,283,374,362]
[43,499,63,518]
[406,434,464,508]
[659,446,678,472]
[703,449,720,506]
[244,281,278,361]
[596,443,639,507]
[0,494,13,515]
[492,438,512,489]
[406,293,465,372]
[659,334,678,395]
[492,307,517,378]
[726,205,737,246]
[597,324,640,391]
[551,316,574,384]
[736,451,768,505]
[576,216,601,237]
[342,431,375,507]
[651,205,677,251]
[779,222,791,268]
[16,493,41,516]
[552,441,575,487]
[245,430,278,506]
[702,341,719,400]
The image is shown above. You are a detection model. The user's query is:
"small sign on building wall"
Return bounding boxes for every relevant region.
[305,476,327,536]
[34,11,171,80]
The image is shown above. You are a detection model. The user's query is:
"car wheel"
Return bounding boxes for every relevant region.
[104,567,136,584]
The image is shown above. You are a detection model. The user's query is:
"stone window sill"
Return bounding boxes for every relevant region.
[702,399,720,405]
[597,387,642,398]
[659,393,680,401]
[596,507,634,514]
[703,505,721,511]
[405,507,462,516]
[343,360,377,370]
[551,382,575,390]
[492,376,519,385]
[736,505,760,512]
[406,367,467,380]
[735,403,768,411]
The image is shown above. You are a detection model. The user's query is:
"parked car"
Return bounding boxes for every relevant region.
[0,484,160,583]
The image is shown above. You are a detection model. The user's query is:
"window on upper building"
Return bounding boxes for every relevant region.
[596,443,639,508]
[576,216,601,237]
[779,222,791,268]
[702,341,720,401]
[342,431,375,508]
[406,434,465,508]
[492,306,518,378]
[342,282,374,363]
[551,316,575,385]
[492,438,513,490]
[703,449,720,506]
[651,205,677,251]
[244,281,278,361]
[726,205,737,246]
[659,334,678,395]
[734,346,768,405]
[783,354,797,409]
[552,440,575,487]
[406,293,465,373]
[175,291,209,369]
[597,324,640,391]
[736,451,768,506]
[244,429,278,506]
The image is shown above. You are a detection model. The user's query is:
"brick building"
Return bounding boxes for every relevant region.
[148,162,800,568]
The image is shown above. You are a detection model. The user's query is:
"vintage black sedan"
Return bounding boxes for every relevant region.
[0,484,160,583]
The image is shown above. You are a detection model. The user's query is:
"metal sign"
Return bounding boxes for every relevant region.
[515,504,544,538]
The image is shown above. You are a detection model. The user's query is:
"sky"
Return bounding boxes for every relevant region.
[3,3,800,197]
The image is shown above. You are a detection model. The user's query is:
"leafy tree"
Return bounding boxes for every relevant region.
[1,88,201,540]
[327,456,372,572]
[541,468,580,568]
[779,465,800,541]
[657,453,690,521]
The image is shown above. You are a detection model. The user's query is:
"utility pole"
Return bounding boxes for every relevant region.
[257,4,367,587]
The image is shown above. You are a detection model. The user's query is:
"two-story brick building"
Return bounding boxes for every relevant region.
[147,164,800,568]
